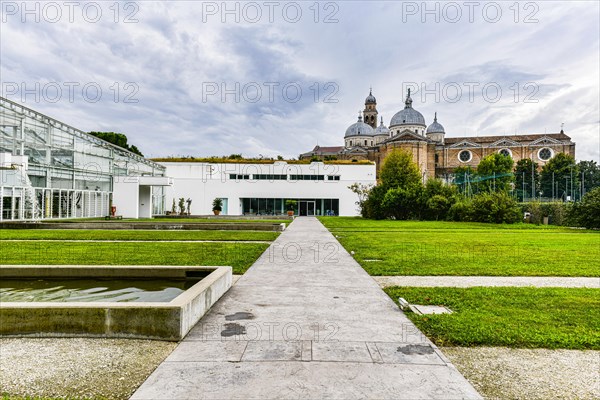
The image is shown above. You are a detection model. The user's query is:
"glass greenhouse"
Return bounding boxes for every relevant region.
[0,97,168,221]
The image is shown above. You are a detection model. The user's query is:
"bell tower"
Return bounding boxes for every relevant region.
[363,87,378,129]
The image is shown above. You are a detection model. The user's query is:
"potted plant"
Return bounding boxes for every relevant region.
[285,199,297,216]
[212,198,223,215]
[178,198,186,215]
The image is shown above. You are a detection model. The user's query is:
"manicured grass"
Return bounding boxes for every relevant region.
[0,241,269,275]
[146,218,290,224]
[320,217,587,231]
[44,217,290,225]
[0,229,278,242]
[385,286,600,349]
[319,217,600,277]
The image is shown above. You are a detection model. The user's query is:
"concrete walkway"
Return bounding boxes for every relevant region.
[374,276,600,288]
[132,217,481,399]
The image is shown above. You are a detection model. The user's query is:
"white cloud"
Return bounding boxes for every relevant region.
[1,1,598,161]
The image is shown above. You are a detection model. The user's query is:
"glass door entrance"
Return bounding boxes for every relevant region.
[298,201,316,216]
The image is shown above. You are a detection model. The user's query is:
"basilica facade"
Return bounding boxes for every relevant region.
[300,89,576,180]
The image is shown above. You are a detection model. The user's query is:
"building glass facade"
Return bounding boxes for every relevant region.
[0,97,166,220]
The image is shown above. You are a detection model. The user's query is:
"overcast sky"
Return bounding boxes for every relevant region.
[1,1,599,161]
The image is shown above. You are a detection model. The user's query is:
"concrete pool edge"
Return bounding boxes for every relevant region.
[0,265,232,341]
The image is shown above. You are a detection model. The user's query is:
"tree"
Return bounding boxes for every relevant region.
[382,186,422,220]
[578,160,600,195]
[470,191,521,224]
[88,131,144,156]
[348,183,374,215]
[379,150,423,191]
[421,179,457,220]
[570,187,600,229]
[540,153,578,200]
[514,158,540,202]
[426,195,452,221]
[475,153,514,193]
[453,165,476,197]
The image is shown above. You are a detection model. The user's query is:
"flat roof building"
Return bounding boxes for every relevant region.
[159,160,376,216]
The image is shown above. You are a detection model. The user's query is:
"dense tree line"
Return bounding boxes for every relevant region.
[353,150,600,228]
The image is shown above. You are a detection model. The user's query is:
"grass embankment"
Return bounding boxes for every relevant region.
[0,229,278,242]
[385,286,600,349]
[0,241,268,275]
[319,217,600,277]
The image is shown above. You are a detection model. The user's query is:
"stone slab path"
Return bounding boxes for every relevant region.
[374,276,600,288]
[132,217,481,399]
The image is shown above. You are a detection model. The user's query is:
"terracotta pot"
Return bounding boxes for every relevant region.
[287,211,294,216]
[213,210,221,215]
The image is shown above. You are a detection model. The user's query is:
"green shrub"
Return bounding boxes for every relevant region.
[520,202,573,226]
[528,201,543,224]
[570,187,600,229]
[471,191,521,224]
[382,186,422,220]
[447,199,475,222]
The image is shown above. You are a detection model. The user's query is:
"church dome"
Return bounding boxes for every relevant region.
[390,89,426,127]
[374,117,390,135]
[426,112,445,134]
[365,89,376,104]
[345,114,374,137]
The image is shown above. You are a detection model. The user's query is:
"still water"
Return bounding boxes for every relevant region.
[0,278,201,303]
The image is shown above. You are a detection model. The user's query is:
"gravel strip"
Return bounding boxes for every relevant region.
[374,276,600,288]
[443,347,600,400]
[0,338,176,400]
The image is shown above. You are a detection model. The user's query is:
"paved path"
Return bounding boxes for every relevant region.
[132,217,480,399]
[374,276,600,288]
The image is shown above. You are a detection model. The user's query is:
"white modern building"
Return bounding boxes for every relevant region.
[160,161,376,216]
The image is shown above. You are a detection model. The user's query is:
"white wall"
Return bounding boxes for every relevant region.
[112,177,140,218]
[160,161,376,216]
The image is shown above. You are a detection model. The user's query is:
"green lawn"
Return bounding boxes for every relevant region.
[0,241,269,275]
[0,229,278,242]
[385,287,600,349]
[320,217,600,277]
[43,217,290,225]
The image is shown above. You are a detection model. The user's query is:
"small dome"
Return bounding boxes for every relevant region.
[426,112,445,134]
[365,88,376,104]
[345,114,374,137]
[390,89,426,127]
[374,116,390,135]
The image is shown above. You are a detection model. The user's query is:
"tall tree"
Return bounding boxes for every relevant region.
[540,153,578,200]
[89,131,144,156]
[475,153,514,192]
[379,150,423,191]
[514,158,540,201]
[577,160,600,195]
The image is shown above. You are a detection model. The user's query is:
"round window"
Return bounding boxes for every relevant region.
[538,147,553,161]
[499,149,511,157]
[459,150,472,163]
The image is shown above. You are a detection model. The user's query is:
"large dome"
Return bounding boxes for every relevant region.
[374,117,390,135]
[390,89,426,127]
[345,115,374,137]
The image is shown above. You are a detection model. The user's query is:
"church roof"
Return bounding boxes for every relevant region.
[426,112,445,134]
[390,89,426,127]
[365,89,376,104]
[444,132,572,145]
[310,145,345,153]
[345,114,375,137]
